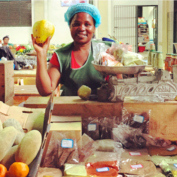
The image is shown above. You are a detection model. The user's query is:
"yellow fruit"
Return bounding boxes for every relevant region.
[78,85,91,100]
[174,95,177,101]
[33,19,55,44]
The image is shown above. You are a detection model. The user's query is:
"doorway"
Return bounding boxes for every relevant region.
[137,6,158,54]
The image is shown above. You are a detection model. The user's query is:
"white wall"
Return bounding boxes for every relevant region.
[143,7,154,40]
[46,0,73,45]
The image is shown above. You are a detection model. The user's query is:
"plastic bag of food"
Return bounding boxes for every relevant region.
[77,134,96,163]
[112,123,146,149]
[42,131,79,168]
[82,117,100,140]
[124,171,165,177]
[37,167,62,177]
[92,43,110,64]
[85,151,120,177]
[93,139,122,152]
[122,108,151,134]
[99,117,116,139]
[107,43,128,62]
[121,148,151,161]
[119,159,157,175]
[159,161,175,177]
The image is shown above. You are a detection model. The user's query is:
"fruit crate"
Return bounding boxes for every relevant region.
[27,93,54,177]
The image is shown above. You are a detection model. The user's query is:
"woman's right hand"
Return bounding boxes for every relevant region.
[31,34,51,58]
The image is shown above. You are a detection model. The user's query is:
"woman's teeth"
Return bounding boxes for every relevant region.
[77,34,86,37]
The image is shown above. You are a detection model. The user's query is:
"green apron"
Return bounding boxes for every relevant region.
[55,41,111,96]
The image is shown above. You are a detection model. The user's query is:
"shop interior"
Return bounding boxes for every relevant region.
[0,0,177,177]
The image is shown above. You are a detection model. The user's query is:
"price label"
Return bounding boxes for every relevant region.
[88,123,97,131]
[96,167,109,172]
[133,115,144,123]
[174,164,177,168]
[61,139,74,148]
[131,164,143,169]
[167,146,176,151]
[129,152,142,156]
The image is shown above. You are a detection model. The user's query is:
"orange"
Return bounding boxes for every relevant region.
[0,164,7,177]
[7,162,29,177]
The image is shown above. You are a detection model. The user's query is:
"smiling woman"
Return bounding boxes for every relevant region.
[31,3,112,97]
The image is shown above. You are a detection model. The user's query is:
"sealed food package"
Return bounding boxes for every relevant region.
[122,108,151,134]
[77,134,96,163]
[112,123,146,149]
[93,139,122,152]
[124,171,165,177]
[99,117,116,139]
[107,43,128,62]
[42,131,79,168]
[159,161,175,177]
[82,117,100,140]
[148,145,177,156]
[100,52,123,66]
[64,163,87,176]
[92,42,110,64]
[121,149,151,161]
[142,134,172,147]
[85,151,120,177]
[37,167,62,177]
[119,159,157,175]
[151,155,177,166]
[42,131,60,168]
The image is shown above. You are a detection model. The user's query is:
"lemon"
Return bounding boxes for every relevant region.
[78,85,91,100]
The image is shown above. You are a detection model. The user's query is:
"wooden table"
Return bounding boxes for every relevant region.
[14,69,36,85]
[24,96,177,141]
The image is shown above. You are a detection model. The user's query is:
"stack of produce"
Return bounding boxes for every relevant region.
[0,118,42,177]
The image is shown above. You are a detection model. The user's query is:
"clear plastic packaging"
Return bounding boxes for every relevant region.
[119,159,157,175]
[93,139,122,152]
[112,123,146,149]
[85,151,120,177]
[37,167,62,177]
[42,131,79,168]
[82,117,100,140]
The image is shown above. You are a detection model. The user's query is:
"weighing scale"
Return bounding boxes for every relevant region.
[92,61,177,102]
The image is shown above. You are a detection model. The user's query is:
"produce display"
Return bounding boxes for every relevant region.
[0,115,42,177]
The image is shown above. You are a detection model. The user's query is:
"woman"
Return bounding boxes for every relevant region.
[32,3,121,96]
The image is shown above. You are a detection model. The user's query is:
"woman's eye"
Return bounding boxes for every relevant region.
[85,23,90,26]
[72,23,80,27]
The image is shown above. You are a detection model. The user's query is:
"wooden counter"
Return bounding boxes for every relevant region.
[24,96,177,141]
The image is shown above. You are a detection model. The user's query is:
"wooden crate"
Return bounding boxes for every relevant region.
[0,61,14,105]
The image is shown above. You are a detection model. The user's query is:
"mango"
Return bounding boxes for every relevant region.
[0,126,17,161]
[1,145,18,170]
[78,85,91,100]
[15,130,42,165]
[33,19,55,44]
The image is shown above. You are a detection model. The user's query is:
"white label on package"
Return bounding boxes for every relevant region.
[88,123,97,131]
[133,115,144,123]
[130,164,143,169]
[61,139,74,148]
[167,146,176,151]
[129,152,142,156]
[96,167,109,172]
[174,164,177,168]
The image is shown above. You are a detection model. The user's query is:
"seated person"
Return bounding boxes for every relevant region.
[2,35,9,47]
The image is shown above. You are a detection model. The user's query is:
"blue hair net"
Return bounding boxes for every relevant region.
[64,3,101,28]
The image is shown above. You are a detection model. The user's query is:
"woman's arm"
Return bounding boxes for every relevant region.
[31,35,61,96]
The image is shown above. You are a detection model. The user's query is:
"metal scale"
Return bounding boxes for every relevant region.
[92,62,177,102]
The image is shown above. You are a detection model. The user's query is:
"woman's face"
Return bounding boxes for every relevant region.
[70,12,95,45]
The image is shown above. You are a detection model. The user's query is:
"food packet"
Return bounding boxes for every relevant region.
[77,134,96,163]
[37,167,62,177]
[119,159,157,175]
[42,131,79,168]
[112,123,146,149]
[99,117,116,139]
[107,43,128,62]
[82,117,100,140]
[85,151,120,177]
[93,139,122,152]
[121,148,151,161]
[124,171,165,177]
[122,108,151,134]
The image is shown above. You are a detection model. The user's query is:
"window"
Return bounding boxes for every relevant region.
[0,0,31,27]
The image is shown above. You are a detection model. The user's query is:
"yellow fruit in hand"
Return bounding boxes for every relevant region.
[78,85,91,100]
[33,19,55,44]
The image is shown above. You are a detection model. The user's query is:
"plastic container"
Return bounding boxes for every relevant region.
[138,46,145,52]
[165,53,172,72]
[156,52,163,69]
[102,37,115,43]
